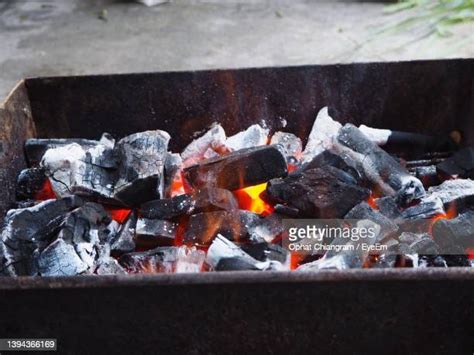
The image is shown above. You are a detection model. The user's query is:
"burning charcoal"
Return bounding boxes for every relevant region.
[226,124,269,151]
[398,232,440,255]
[335,124,425,206]
[265,166,370,218]
[181,124,227,165]
[37,238,89,276]
[345,202,399,242]
[110,212,137,253]
[427,179,474,210]
[302,150,364,184]
[140,194,194,220]
[114,130,170,206]
[163,152,183,197]
[432,210,474,250]
[119,246,178,273]
[135,218,177,247]
[375,196,402,220]
[206,234,260,270]
[140,188,238,220]
[298,220,380,270]
[40,142,116,199]
[437,147,474,179]
[0,196,84,276]
[241,242,289,266]
[300,107,342,165]
[247,212,285,243]
[270,132,302,164]
[175,246,205,273]
[183,210,260,246]
[399,195,445,220]
[183,145,287,191]
[413,165,440,187]
[16,168,49,200]
[24,137,105,166]
[274,204,299,217]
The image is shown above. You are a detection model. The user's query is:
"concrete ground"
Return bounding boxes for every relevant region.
[1,0,472,100]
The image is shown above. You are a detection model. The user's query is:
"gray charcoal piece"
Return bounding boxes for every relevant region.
[437,147,474,179]
[135,218,177,247]
[111,212,137,253]
[375,196,402,220]
[16,168,49,201]
[427,179,474,209]
[181,124,227,164]
[336,124,425,206]
[183,145,287,191]
[114,130,170,206]
[119,246,179,273]
[432,209,474,250]
[265,166,370,218]
[226,124,269,151]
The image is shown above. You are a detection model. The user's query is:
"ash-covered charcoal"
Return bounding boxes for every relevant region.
[374,196,402,220]
[40,142,117,199]
[110,211,137,253]
[345,201,399,242]
[140,188,238,220]
[119,246,179,273]
[226,124,269,151]
[432,210,474,250]
[175,246,206,273]
[298,220,381,271]
[183,210,260,246]
[206,234,277,271]
[335,124,425,206]
[437,147,474,179]
[183,145,287,191]
[0,196,84,276]
[181,124,227,165]
[413,165,440,187]
[135,218,177,247]
[399,195,445,220]
[24,137,107,166]
[163,152,183,197]
[114,130,170,206]
[302,150,364,185]
[427,179,474,210]
[397,232,440,255]
[16,168,49,200]
[37,238,89,276]
[247,212,285,243]
[95,258,127,275]
[265,166,370,218]
[270,132,302,164]
[300,107,342,165]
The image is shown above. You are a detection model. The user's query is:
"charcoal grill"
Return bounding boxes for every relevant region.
[1,59,473,354]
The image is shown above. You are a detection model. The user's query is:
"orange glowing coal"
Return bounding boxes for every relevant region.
[367,194,379,210]
[106,207,131,223]
[234,182,274,216]
[35,179,56,200]
[429,204,457,234]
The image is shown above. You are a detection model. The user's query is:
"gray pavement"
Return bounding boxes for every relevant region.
[1,0,473,100]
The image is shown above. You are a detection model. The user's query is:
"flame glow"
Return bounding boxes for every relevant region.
[35,179,56,200]
[106,208,131,223]
[234,183,274,216]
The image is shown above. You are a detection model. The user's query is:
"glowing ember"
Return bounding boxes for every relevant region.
[106,208,131,223]
[290,252,305,270]
[367,194,379,210]
[429,205,457,234]
[287,164,298,173]
[234,183,274,216]
[35,179,56,200]
[466,248,474,260]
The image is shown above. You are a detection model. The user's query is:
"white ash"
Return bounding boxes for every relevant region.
[358,125,391,146]
[225,124,269,151]
[270,132,302,163]
[427,179,474,206]
[181,124,227,165]
[400,195,445,220]
[37,238,89,276]
[175,246,206,273]
[300,107,342,165]
[206,234,260,269]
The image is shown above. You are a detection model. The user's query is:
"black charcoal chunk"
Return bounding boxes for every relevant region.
[111,212,137,253]
[119,247,178,273]
[398,232,440,255]
[274,204,299,217]
[437,147,474,179]
[241,242,289,264]
[95,258,127,275]
[413,165,440,187]
[345,201,399,242]
[336,124,425,206]
[265,166,370,218]
[114,130,170,206]
[183,210,260,246]
[25,137,101,166]
[432,210,474,250]
[16,168,49,200]
[135,218,177,247]
[183,145,287,191]
[270,131,302,164]
[375,196,402,219]
[215,258,260,271]
[140,194,194,220]
[206,235,260,270]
